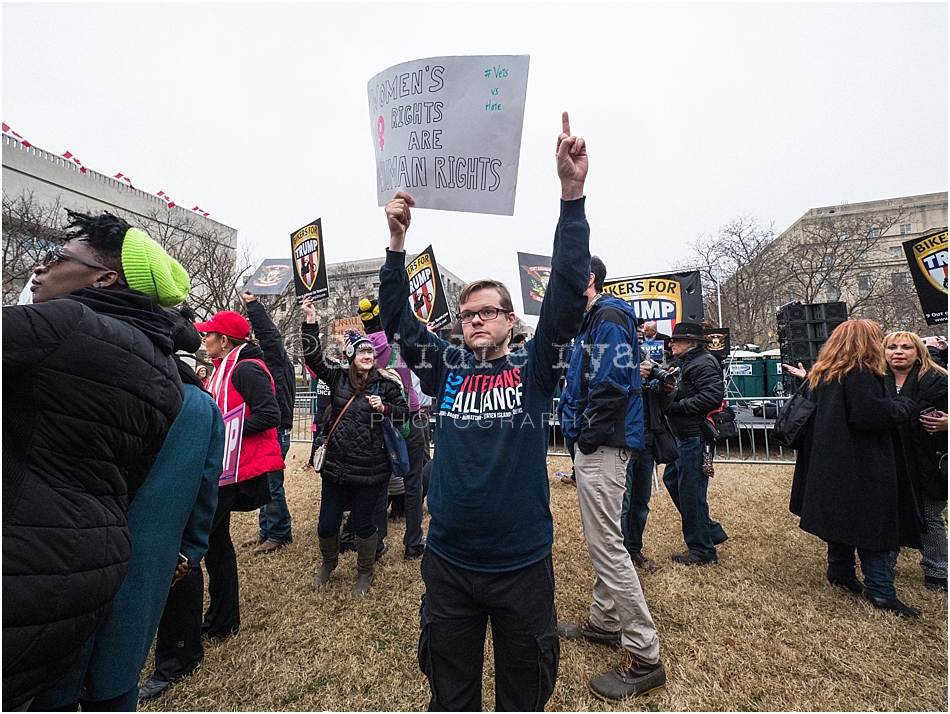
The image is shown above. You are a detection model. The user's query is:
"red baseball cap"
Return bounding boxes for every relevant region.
[193,311,251,340]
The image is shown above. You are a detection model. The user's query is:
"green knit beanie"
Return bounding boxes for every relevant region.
[121,227,191,307]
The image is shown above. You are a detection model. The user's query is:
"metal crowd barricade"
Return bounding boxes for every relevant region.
[715,395,796,465]
[294,393,796,465]
[292,391,319,442]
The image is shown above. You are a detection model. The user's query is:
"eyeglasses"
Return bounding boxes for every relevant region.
[41,245,112,272]
[457,307,510,324]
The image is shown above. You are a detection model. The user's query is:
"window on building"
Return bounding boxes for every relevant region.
[868,227,880,238]
[891,272,908,288]
[857,250,868,262]
[823,282,839,300]
[900,223,912,235]
[857,275,871,297]
[822,254,834,268]
[836,231,848,242]
[889,246,902,258]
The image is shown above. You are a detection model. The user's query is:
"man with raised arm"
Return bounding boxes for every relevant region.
[378,113,590,712]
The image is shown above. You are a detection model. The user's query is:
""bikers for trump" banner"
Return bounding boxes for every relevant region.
[603,270,704,337]
[903,229,948,325]
[407,245,452,329]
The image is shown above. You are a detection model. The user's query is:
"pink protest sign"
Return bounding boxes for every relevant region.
[219,405,245,486]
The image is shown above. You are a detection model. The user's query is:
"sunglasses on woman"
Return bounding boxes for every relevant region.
[41,245,113,272]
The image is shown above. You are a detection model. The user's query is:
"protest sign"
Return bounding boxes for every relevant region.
[242,259,295,295]
[903,229,948,325]
[332,316,364,344]
[219,405,244,486]
[291,218,330,302]
[407,245,452,329]
[367,54,530,216]
[517,252,551,317]
[603,270,703,338]
[641,340,665,363]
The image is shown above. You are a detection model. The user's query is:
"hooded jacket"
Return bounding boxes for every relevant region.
[2,287,184,710]
[561,294,645,454]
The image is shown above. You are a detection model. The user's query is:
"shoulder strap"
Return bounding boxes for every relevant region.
[326,395,357,441]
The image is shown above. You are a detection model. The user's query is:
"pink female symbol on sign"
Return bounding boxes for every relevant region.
[377,116,385,150]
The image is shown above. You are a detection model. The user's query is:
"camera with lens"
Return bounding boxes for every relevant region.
[649,366,676,386]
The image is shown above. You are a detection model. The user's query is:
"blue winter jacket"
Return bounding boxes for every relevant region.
[562,294,644,454]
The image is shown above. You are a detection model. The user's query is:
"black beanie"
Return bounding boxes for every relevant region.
[164,305,202,353]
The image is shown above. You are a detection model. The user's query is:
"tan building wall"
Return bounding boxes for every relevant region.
[2,134,237,250]
[776,192,947,305]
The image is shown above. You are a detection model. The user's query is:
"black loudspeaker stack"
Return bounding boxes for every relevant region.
[777,302,849,377]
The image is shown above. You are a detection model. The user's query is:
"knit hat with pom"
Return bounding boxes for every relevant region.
[343,327,374,360]
[358,297,382,334]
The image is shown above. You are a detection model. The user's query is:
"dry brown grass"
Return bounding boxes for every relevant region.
[140,444,948,712]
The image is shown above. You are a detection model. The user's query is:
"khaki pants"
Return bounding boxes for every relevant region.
[575,446,660,663]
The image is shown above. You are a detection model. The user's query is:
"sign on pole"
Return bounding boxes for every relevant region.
[219,405,245,486]
[903,229,948,325]
[407,245,452,329]
[516,252,552,317]
[291,218,330,302]
[241,259,295,295]
[367,55,530,216]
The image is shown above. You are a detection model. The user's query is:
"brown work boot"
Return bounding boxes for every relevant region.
[589,650,666,701]
[557,620,621,647]
[253,540,285,556]
[241,534,265,549]
[632,553,663,572]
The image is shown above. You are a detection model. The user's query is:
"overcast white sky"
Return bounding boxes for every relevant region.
[3,2,947,323]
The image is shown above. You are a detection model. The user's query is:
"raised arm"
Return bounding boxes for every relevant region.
[379,192,456,393]
[300,296,346,392]
[530,112,592,391]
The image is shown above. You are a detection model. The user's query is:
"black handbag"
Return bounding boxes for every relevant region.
[771,384,816,449]
[701,401,739,442]
[651,416,679,465]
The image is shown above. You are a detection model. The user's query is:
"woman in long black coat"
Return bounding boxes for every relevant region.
[883,331,949,592]
[790,319,920,617]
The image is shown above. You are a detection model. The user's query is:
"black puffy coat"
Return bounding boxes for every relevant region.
[302,322,408,487]
[790,369,920,552]
[885,366,949,501]
[2,288,183,710]
[666,346,724,438]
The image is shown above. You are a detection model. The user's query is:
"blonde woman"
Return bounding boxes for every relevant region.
[883,331,949,592]
[789,319,920,617]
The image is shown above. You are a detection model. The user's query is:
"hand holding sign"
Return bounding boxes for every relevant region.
[556,112,587,201]
[386,191,415,252]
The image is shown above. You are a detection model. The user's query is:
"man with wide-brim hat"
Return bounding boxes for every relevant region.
[663,322,729,566]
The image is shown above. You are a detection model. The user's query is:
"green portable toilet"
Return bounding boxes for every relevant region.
[761,349,785,397]
[724,351,766,400]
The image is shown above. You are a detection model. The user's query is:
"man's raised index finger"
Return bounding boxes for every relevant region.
[562,111,571,137]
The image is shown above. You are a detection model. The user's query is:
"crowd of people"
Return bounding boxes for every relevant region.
[3,113,947,712]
